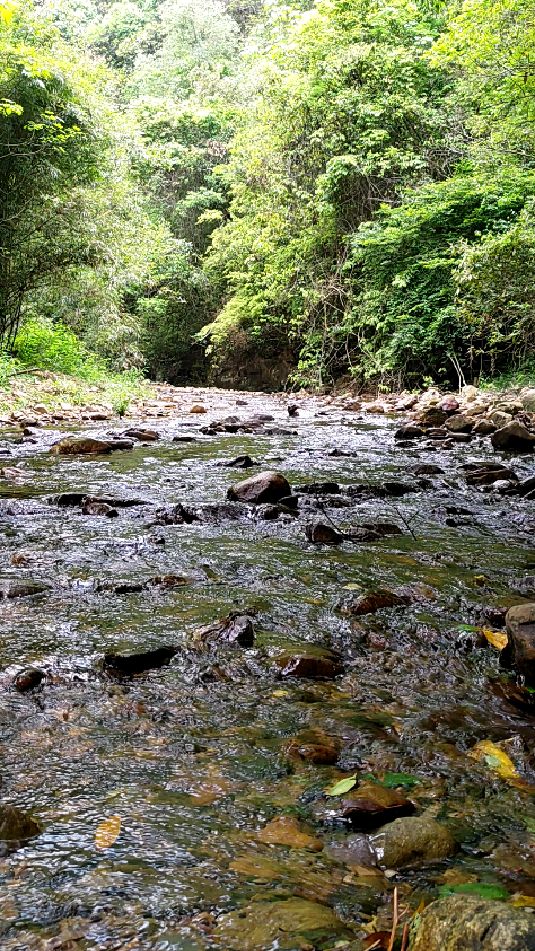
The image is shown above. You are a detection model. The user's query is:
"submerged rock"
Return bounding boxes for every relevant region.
[223,455,258,469]
[503,603,535,685]
[0,805,42,842]
[121,428,159,441]
[13,667,45,692]
[340,588,412,616]
[325,833,378,867]
[213,898,345,950]
[257,816,323,851]
[0,580,50,599]
[103,646,178,675]
[227,470,291,503]
[410,895,535,951]
[373,815,456,868]
[284,729,342,765]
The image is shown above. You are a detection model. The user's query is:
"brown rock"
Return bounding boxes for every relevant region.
[284,730,342,765]
[227,471,291,504]
[504,603,535,685]
[473,418,496,435]
[341,588,411,616]
[13,667,45,692]
[491,421,535,453]
[258,816,323,851]
[50,437,132,456]
[0,805,42,842]
[314,782,415,831]
[373,815,455,867]
[274,649,343,680]
[305,522,345,545]
[190,404,207,414]
[445,413,473,433]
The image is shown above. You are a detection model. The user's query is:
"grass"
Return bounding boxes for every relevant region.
[479,361,535,392]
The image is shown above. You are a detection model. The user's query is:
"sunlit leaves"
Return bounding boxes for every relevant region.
[324,774,357,797]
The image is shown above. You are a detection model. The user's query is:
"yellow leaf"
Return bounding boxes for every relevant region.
[510,894,535,908]
[470,740,518,782]
[481,628,508,650]
[95,815,121,850]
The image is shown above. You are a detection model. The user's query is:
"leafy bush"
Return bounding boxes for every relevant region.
[13,318,107,378]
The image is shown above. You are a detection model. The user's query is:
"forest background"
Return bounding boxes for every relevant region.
[0,0,533,394]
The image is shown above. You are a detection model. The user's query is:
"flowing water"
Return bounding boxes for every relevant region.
[0,389,534,950]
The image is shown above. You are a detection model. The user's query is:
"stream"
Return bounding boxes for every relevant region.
[0,388,534,950]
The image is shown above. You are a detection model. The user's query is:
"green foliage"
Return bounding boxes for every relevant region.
[13,318,106,377]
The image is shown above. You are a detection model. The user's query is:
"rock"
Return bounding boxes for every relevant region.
[0,805,42,842]
[287,403,299,417]
[395,425,424,440]
[520,388,535,413]
[373,815,455,867]
[473,418,497,435]
[51,492,88,507]
[445,413,473,433]
[284,730,342,765]
[82,500,119,517]
[258,816,323,851]
[313,782,415,831]
[274,648,343,680]
[0,580,50,599]
[297,482,341,495]
[412,464,444,475]
[418,407,449,428]
[462,384,479,401]
[103,646,178,675]
[153,503,197,525]
[172,435,197,443]
[503,603,535,685]
[517,475,535,499]
[365,402,385,413]
[13,667,45,692]
[122,428,159,441]
[491,421,535,453]
[488,410,513,428]
[305,521,345,545]
[466,466,518,486]
[349,522,403,542]
[213,898,345,951]
[50,437,132,455]
[190,404,206,414]
[223,455,258,469]
[439,397,459,414]
[340,588,411,616]
[192,613,255,648]
[410,895,535,951]
[325,833,379,867]
[227,471,291,504]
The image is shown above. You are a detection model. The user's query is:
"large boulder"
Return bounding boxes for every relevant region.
[504,603,535,685]
[491,421,535,453]
[372,815,456,868]
[227,470,291,504]
[410,895,535,950]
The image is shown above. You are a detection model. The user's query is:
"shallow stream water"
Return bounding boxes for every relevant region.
[0,389,534,950]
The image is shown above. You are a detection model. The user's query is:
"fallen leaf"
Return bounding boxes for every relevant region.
[470,740,518,783]
[95,814,121,849]
[324,774,358,797]
[481,628,508,650]
[510,894,535,908]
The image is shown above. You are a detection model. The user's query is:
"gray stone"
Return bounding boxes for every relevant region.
[410,895,535,950]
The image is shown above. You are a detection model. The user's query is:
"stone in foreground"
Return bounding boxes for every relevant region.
[373,815,456,867]
[227,470,291,503]
[410,895,535,950]
[491,421,535,453]
[504,603,535,685]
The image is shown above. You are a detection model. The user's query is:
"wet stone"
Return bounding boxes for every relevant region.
[121,428,159,441]
[227,470,291,504]
[0,805,42,843]
[284,730,342,765]
[325,833,379,867]
[13,666,45,692]
[0,579,50,599]
[503,603,535,685]
[50,437,133,455]
[305,521,346,545]
[257,816,323,851]
[192,613,255,648]
[491,421,535,453]
[312,782,415,831]
[395,425,424,440]
[103,645,178,676]
[222,455,258,468]
[411,896,535,951]
[213,897,346,951]
[274,648,343,680]
[372,815,456,868]
[340,588,412,616]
